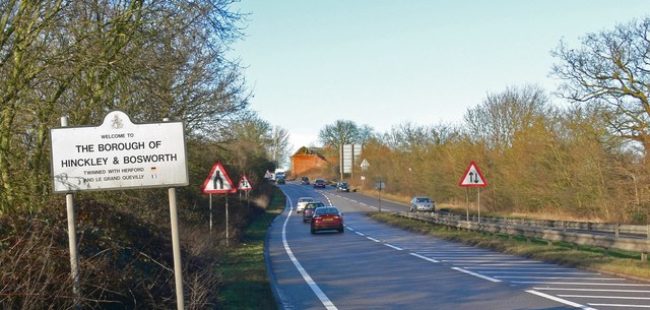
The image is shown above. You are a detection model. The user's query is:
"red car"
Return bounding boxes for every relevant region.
[310,206,344,234]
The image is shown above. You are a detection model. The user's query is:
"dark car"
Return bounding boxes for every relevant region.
[313,179,327,188]
[311,206,344,234]
[302,201,325,223]
[336,182,350,192]
[276,177,286,184]
[301,176,310,185]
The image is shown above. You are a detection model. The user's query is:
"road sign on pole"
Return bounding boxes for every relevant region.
[458,161,488,187]
[238,175,253,191]
[201,162,237,194]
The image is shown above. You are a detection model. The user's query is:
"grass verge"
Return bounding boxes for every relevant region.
[218,187,285,309]
[369,212,650,281]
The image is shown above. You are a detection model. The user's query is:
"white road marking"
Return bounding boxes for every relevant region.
[588,304,650,308]
[482,271,595,275]
[346,226,355,232]
[526,290,597,310]
[384,243,404,251]
[534,287,650,293]
[409,253,440,263]
[515,282,650,287]
[367,236,381,243]
[451,267,502,283]
[559,295,650,300]
[355,231,366,237]
[495,276,623,281]
[281,196,338,310]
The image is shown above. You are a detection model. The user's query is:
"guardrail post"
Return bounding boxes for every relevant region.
[647,224,649,240]
[642,252,648,262]
[615,224,620,238]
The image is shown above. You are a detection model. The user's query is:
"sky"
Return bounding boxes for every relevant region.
[228,0,650,157]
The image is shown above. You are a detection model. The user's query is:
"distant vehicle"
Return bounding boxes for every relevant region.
[313,179,327,189]
[336,182,350,192]
[301,176,310,185]
[273,171,286,182]
[409,196,435,212]
[296,197,315,213]
[276,177,286,184]
[311,206,344,234]
[302,201,325,223]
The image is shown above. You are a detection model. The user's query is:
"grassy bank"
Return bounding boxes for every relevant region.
[369,212,650,281]
[217,187,285,309]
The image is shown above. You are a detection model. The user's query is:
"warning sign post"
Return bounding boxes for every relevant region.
[458,161,488,223]
[201,162,236,246]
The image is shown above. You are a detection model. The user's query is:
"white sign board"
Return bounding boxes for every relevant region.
[50,111,189,193]
[343,144,362,173]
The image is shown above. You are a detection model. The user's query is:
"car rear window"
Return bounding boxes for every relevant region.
[315,207,339,215]
[299,198,314,202]
[416,197,430,202]
[306,202,324,209]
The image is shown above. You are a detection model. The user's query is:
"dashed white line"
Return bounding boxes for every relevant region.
[355,231,366,237]
[559,295,650,300]
[515,282,650,286]
[409,253,440,263]
[346,226,355,232]
[281,196,338,310]
[588,304,650,308]
[384,243,404,251]
[534,288,650,293]
[526,290,597,310]
[451,267,502,283]
[367,236,381,243]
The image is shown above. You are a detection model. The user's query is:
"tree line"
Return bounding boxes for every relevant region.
[319,18,650,224]
[0,1,289,215]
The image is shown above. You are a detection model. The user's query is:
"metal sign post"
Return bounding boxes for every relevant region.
[62,115,81,307]
[225,194,229,246]
[209,194,213,235]
[477,188,481,223]
[167,188,184,310]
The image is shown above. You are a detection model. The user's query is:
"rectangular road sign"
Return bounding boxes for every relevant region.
[50,111,189,192]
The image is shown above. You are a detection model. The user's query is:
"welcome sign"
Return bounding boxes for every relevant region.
[50,111,189,192]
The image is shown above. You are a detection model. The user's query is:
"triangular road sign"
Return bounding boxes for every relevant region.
[201,162,237,194]
[458,161,488,187]
[238,175,253,191]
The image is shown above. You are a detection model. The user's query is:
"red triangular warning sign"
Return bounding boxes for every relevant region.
[201,162,237,194]
[458,161,488,188]
[238,175,253,191]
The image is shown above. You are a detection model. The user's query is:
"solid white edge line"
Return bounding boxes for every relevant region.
[558,295,650,300]
[384,243,404,251]
[355,231,365,237]
[526,290,597,310]
[367,236,381,242]
[346,226,355,232]
[409,253,440,263]
[451,267,501,283]
[282,196,338,310]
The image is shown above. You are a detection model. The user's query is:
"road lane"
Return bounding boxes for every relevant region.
[266,183,590,309]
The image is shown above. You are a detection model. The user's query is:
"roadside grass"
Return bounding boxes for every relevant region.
[218,188,285,309]
[369,212,650,281]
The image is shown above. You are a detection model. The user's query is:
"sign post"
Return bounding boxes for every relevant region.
[201,162,237,246]
[458,161,488,223]
[60,116,81,308]
[360,159,369,189]
[51,111,189,310]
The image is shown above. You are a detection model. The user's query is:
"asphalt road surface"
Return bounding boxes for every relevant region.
[265,182,650,310]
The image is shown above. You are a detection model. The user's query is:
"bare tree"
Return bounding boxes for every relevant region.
[552,17,650,161]
[464,85,549,150]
